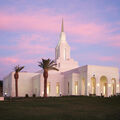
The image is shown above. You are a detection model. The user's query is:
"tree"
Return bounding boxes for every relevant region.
[14,65,24,97]
[38,59,59,97]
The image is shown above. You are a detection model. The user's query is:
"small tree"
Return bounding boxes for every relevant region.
[14,65,24,97]
[38,59,59,97]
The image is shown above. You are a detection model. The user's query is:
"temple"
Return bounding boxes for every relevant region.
[3,20,120,97]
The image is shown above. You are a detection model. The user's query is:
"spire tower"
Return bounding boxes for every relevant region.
[61,19,64,32]
[55,19,79,72]
[55,19,70,60]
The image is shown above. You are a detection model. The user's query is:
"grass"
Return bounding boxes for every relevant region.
[0,96,120,120]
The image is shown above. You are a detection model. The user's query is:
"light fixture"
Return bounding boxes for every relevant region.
[117,84,119,87]
[60,92,62,96]
[97,83,100,87]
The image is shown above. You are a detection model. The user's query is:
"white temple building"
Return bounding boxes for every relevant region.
[3,20,120,97]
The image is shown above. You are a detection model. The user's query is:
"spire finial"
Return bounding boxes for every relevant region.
[61,18,64,32]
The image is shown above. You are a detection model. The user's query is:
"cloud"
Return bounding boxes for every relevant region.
[0,10,108,36]
[0,33,54,56]
[76,52,118,63]
[66,22,106,36]
[0,57,34,65]
[1,9,120,48]
[108,34,120,47]
[0,57,18,64]
[97,56,116,62]
[0,11,61,33]
[0,56,39,79]
[69,24,120,47]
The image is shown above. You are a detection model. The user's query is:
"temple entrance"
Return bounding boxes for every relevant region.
[100,76,108,97]
[91,77,96,94]
[111,78,116,95]
[81,78,85,95]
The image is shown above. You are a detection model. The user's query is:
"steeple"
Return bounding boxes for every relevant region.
[61,19,64,32]
[55,19,70,61]
[59,19,66,44]
[55,19,79,71]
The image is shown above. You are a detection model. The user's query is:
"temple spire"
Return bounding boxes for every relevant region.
[61,19,64,32]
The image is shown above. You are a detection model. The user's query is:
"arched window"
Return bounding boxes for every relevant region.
[100,76,108,97]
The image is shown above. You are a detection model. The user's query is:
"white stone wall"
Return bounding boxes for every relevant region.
[3,72,39,97]
[78,66,88,95]
[87,65,120,97]
[32,74,41,96]
[3,65,120,97]
[63,67,80,95]
[39,71,64,97]
[13,72,40,97]
[56,58,79,72]
[63,65,119,97]
[72,73,80,95]
[3,72,12,97]
[64,74,72,95]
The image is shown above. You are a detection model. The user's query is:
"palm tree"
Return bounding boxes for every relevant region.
[14,65,24,97]
[38,59,59,97]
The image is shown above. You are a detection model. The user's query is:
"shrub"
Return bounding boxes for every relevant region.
[33,94,36,98]
[25,94,29,98]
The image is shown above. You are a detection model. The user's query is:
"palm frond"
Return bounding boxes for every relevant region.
[48,60,55,66]
[48,63,57,68]
[48,67,59,71]
[38,58,59,71]
[14,65,24,72]
[38,62,44,68]
[18,66,24,72]
[42,59,49,68]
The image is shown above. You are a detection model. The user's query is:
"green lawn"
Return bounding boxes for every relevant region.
[0,96,120,120]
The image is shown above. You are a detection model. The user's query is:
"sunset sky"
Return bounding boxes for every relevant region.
[0,0,120,79]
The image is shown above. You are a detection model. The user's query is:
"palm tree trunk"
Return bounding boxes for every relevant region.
[43,69,48,98]
[14,72,19,97]
[44,77,47,97]
[15,78,18,97]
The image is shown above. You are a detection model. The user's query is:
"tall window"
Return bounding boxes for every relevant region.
[75,81,78,95]
[103,84,106,95]
[68,82,69,94]
[47,82,50,95]
[55,51,58,59]
[64,48,66,60]
[58,63,60,68]
[91,77,96,94]
[35,88,37,95]
[56,82,60,95]
[111,79,116,95]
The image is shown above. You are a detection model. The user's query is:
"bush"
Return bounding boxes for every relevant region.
[33,94,36,98]
[25,94,29,98]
